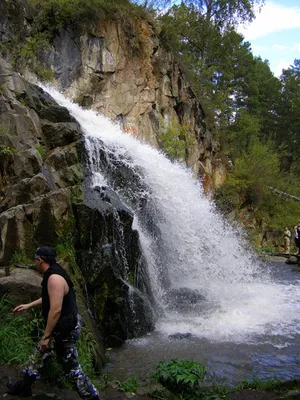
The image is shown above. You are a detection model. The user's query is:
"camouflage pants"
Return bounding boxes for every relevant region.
[23,315,99,400]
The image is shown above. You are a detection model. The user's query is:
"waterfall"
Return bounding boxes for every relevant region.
[43,86,300,346]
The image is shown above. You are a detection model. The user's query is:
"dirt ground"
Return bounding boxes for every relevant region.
[0,364,292,400]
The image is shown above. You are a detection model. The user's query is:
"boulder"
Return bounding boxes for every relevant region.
[0,267,42,305]
[41,121,81,149]
[286,256,299,265]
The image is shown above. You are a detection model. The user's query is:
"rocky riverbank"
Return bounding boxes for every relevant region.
[1,364,300,400]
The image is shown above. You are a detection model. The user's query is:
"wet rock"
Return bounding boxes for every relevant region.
[286,256,298,265]
[168,332,192,340]
[41,121,81,149]
[280,390,300,399]
[16,83,75,123]
[168,287,205,304]
[74,198,155,342]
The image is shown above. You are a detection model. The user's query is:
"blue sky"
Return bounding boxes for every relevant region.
[238,0,300,76]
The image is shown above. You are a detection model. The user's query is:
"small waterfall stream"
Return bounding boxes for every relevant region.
[43,86,300,353]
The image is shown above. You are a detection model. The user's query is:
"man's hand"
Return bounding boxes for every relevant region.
[40,337,50,352]
[13,304,29,313]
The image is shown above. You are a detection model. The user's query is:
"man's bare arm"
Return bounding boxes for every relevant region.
[13,297,42,313]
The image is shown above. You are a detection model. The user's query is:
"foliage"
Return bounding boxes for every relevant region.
[276,60,300,173]
[151,359,232,399]
[157,119,195,161]
[0,297,35,364]
[232,138,280,186]
[235,377,282,392]
[77,326,98,378]
[29,0,149,34]
[258,245,276,255]
[214,134,300,235]
[10,251,32,266]
[55,216,76,263]
[0,145,16,156]
[153,359,208,392]
[116,375,140,393]
[34,64,55,82]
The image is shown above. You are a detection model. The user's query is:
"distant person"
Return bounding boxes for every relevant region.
[284,226,291,254]
[294,221,300,255]
[7,246,101,400]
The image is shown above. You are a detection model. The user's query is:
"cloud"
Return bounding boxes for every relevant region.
[274,60,290,77]
[272,44,287,51]
[239,2,300,40]
[292,43,300,51]
[252,44,267,51]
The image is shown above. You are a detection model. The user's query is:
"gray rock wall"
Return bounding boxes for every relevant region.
[0,58,83,266]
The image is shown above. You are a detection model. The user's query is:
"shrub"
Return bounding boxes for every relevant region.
[29,0,148,33]
[153,359,208,392]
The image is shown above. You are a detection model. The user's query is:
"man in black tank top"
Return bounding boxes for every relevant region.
[7,246,101,400]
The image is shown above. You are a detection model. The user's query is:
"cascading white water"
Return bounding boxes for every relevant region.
[43,86,300,346]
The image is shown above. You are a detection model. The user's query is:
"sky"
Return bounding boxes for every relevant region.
[238,0,300,77]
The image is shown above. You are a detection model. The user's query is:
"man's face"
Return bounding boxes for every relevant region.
[34,256,43,272]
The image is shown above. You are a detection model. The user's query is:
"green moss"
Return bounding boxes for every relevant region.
[35,63,55,82]
[128,271,135,286]
[0,86,7,96]
[36,145,46,160]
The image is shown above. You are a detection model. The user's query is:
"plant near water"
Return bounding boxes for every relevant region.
[235,377,282,392]
[77,326,98,378]
[153,359,208,392]
[259,245,276,255]
[116,375,140,393]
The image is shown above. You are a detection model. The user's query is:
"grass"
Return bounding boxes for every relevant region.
[0,297,35,364]
[77,326,98,378]
[234,377,282,392]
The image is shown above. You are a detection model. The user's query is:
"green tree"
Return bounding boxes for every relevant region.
[276,59,300,173]
[185,0,265,26]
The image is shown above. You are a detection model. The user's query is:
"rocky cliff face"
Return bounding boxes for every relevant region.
[0,0,225,188]
[0,58,82,265]
[48,20,225,187]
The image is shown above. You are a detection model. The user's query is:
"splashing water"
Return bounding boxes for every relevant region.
[42,85,300,346]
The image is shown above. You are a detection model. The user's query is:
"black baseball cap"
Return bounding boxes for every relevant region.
[35,246,57,260]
